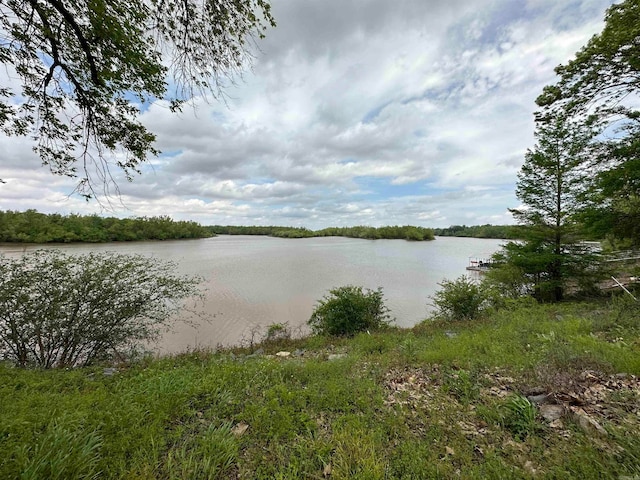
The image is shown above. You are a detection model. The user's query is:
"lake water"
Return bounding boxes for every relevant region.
[0,235,505,353]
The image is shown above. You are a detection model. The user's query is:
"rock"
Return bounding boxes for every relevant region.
[275,351,291,358]
[539,404,564,422]
[527,393,549,404]
[579,371,598,381]
[572,408,607,436]
[253,348,264,355]
[232,422,249,436]
[103,367,117,376]
[524,386,547,396]
[445,446,455,456]
[327,353,347,361]
[292,349,305,357]
[444,331,457,338]
[523,460,537,476]
[549,419,564,429]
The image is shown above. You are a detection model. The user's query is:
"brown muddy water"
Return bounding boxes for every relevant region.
[0,235,504,353]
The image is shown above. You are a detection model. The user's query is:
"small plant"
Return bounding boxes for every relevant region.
[399,334,419,361]
[308,285,392,337]
[501,395,538,440]
[430,275,491,320]
[264,322,291,343]
[443,369,479,405]
[356,332,392,355]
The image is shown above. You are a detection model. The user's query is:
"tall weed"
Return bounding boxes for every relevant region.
[164,422,238,479]
[16,419,102,480]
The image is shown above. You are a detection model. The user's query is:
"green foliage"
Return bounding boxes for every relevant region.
[500,395,539,440]
[308,286,392,336]
[354,331,395,355]
[331,427,386,479]
[164,423,238,479]
[433,224,522,239]
[208,224,435,241]
[483,263,529,299]
[398,333,419,361]
[0,0,275,195]
[16,419,102,480]
[430,275,491,320]
[0,301,639,478]
[443,368,480,405]
[0,250,202,368]
[503,112,602,302]
[537,0,640,246]
[582,164,640,246]
[0,210,213,243]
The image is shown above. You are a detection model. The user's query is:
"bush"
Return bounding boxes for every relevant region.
[308,286,392,336]
[483,264,529,299]
[0,250,202,368]
[430,275,491,320]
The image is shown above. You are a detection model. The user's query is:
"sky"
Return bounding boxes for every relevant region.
[0,0,617,229]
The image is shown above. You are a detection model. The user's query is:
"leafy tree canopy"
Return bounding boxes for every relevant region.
[0,209,213,242]
[536,0,640,116]
[0,0,275,197]
[536,0,640,245]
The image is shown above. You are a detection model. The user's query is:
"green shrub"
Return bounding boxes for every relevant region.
[0,250,202,368]
[308,286,392,336]
[430,275,491,320]
[483,264,529,299]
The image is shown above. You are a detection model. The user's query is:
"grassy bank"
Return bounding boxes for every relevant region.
[1,299,639,479]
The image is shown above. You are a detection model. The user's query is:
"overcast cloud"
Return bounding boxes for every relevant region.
[0,0,616,228]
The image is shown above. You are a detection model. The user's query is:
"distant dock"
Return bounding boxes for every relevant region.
[466,256,494,272]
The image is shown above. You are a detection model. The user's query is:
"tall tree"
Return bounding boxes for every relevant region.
[503,113,599,302]
[0,0,275,197]
[536,0,640,245]
[578,135,640,248]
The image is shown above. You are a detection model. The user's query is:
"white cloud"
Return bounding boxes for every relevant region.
[0,0,616,228]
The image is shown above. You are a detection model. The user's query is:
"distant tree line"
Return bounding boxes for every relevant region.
[432,224,523,239]
[208,225,435,241]
[0,210,213,243]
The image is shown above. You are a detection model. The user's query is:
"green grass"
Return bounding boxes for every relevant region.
[1,298,639,478]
